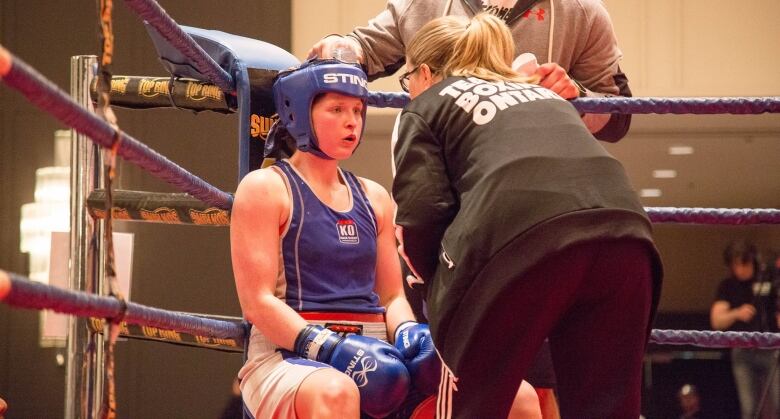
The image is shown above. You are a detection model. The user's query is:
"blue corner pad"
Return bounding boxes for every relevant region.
[144,23,300,84]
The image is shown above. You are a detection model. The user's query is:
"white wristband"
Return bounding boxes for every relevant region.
[307,328,335,360]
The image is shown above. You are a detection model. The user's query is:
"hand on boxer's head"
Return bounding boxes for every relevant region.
[307,35,365,63]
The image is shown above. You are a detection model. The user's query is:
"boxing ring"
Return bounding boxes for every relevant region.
[1,0,780,417]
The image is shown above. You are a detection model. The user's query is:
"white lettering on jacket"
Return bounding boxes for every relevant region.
[439,77,564,125]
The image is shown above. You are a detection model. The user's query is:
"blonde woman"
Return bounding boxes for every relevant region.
[393,14,662,419]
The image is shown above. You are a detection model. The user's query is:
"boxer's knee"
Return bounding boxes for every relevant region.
[296,369,360,418]
[508,380,542,419]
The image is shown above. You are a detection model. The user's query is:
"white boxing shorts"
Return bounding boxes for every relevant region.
[239,312,387,418]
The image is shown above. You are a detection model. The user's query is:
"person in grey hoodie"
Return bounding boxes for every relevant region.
[309,0,632,142]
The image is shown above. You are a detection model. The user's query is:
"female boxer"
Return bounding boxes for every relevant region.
[231,59,419,418]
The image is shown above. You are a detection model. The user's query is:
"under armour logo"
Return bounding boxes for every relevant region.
[350,356,378,388]
[522,8,546,21]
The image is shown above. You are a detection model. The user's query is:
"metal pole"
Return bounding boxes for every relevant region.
[65,55,105,419]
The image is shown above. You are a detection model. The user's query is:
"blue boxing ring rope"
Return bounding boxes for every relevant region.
[5,267,780,350]
[0,0,779,416]
[123,0,234,94]
[0,50,233,210]
[367,90,780,114]
[0,271,245,342]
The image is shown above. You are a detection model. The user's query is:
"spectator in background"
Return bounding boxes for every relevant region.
[677,383,702,419]
[710,240,780,419]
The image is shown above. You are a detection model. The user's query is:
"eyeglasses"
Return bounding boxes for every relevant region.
[398,65,420,93]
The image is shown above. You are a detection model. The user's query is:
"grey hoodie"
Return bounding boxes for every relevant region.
[348,0,632,141]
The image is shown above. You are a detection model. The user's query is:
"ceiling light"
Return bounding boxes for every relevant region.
[668,145,694,155]
[20,130,71,283]
[652,169,677,179]
[640,188,662,198]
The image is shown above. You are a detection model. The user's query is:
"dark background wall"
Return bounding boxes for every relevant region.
[1,2,779,419]
[0,1,290,418]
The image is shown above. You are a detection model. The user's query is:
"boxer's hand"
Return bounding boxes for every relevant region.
[534,62,580,99]
[295,325,410,417]
[307,35,365,63]
[395,322,441,395]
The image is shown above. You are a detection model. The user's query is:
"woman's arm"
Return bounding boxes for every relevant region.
[231,169,307,350]
[565,0,632,142]
[361,177,416,341]
[392,111,458,282]
[710,300,755,331]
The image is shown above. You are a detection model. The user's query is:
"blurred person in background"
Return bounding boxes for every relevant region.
[710,240,780,419]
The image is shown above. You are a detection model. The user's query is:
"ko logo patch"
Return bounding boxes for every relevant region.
[337,219,359,244]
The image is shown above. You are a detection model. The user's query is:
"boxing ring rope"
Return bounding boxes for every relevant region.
[367,90,780,114]
[0,270,245,343]
[645,207,780,225]
[0,46,233,210]
[650,329,780,349]
[87,189,232,226]
[4,268,780,350]
[122,0,234,93]
[88,76,233,113]
[84,191,780,226]
[91,74,780,116]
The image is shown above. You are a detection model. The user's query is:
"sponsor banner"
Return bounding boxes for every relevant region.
[89,76,233,113]
[89,317,245,353]
[87,189,231,226]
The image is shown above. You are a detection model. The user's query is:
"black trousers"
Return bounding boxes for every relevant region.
[402,258,557,389]
[438,239,654,419]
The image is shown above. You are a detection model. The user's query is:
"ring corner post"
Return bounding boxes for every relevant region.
[65,54,105,419]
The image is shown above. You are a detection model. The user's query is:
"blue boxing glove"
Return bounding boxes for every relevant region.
[394,321,441,395]
[295,324,410,418]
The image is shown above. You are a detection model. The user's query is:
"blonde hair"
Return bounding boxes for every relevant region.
[406,13,537,84]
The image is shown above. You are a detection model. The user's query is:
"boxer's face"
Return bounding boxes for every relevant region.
[311,92,363,160]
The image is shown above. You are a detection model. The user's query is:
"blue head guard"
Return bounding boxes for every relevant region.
[269,59,369,159]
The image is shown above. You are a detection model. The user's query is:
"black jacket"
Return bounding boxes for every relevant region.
[392,76,660,371]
